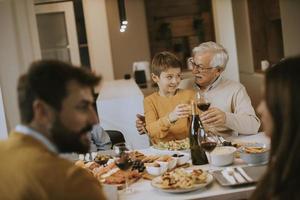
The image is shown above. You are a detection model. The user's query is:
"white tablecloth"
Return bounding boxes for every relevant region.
[118,132,269,200]
[96,79,150,149]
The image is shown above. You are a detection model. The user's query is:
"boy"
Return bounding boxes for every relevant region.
[144,52,194,144]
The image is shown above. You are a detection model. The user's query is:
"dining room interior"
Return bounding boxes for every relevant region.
[0,0,300,199]
[1,0,300,133]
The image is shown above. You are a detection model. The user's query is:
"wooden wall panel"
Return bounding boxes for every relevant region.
[144,0,215,70]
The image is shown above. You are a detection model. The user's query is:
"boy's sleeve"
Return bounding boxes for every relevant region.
[144,97,172,139]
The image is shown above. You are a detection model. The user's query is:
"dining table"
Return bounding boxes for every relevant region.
[116,132,270,200]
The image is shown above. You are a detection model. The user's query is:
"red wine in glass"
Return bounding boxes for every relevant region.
[197,102,211,111]
[115,155,133,170]
[200,141,217,153]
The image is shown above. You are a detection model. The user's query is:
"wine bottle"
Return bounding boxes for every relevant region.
[189,101,208,165]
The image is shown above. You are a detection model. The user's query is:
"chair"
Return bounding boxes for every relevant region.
[105,130,126,148]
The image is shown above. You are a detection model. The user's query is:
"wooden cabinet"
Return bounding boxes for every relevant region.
[144,0,215,70]
[247,0,284,71]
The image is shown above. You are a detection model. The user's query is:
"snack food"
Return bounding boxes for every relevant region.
[104,170,141,184]
[244,146,267,154]
[153,168,207,189]
[154,138,190,150]
[94,154,112,165]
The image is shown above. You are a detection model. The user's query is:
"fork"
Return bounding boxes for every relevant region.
[225,167,239,183]
[226,167,247,183]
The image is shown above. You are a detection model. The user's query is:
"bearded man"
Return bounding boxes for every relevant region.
[0,60,106,200]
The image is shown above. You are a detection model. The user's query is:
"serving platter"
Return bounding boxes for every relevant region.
[151,171,213,193]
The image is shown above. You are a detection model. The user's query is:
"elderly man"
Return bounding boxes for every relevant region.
[0,60,106,200]
[137,41,260,136]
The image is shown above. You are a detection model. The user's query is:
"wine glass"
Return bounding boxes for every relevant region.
[195,92,211,112]
[195,92,217,134]
[197,131,218,172]
[113,143,134,193]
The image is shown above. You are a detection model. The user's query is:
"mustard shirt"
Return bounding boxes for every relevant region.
[0,132,106,200]
[144,89,195,144]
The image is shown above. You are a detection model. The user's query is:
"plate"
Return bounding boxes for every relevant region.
[149,146,190,154]
[151,173,213,193]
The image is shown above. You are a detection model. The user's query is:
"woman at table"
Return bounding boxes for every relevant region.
[251,56,300,199]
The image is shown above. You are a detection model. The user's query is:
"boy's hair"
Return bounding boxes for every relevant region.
[151,51,182,76]
[17,60,101,124]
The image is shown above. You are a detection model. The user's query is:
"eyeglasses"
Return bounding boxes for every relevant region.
[188,58,214,73]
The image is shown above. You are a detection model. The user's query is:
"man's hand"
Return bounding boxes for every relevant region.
[200,107,226,126]
[168,104,191,123]
[136,114,147,135]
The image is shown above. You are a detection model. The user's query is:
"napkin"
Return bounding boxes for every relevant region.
[221,170,236,184]
[231,168,247,183]
[236,167,253,182]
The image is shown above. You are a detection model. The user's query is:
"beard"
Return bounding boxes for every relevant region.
[50,115,93,154]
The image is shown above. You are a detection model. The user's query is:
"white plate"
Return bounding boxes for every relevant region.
[149,146,190,154]
[151,173,213,193]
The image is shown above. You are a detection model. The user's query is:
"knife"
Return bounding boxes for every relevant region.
[226,167,246,183]
[236,167,253,182]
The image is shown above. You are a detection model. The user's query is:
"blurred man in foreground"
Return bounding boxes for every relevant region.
[0,60,106,200]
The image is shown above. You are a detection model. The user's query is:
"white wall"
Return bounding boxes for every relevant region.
[231,0,263,108]
[212,0,240,82]
[232,0,254,74]
[280,0,300,57]
[82,0,114,81]
[232,0,300,108]
[105,0,151,80]
[0,87,8,139]
[0,0,41,131]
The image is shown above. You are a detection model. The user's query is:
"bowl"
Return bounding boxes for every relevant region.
[167,158,177,170]
[172,153,190,166]
[145,162,168,176]
[240,143,269,165]
[210,146,236,166]
[156,161,169,170]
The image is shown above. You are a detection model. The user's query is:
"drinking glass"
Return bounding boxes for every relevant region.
[197,132,218,172]
[195,92,217,134]
[113,143,134,193]
[195,92,211,112]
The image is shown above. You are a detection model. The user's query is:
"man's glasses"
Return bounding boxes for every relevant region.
[188,58,214,73]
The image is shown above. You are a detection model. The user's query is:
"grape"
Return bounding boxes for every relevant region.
[131,160,145,172]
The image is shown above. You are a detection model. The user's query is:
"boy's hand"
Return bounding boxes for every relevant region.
[136,114,147,135]
[168,104,191,123]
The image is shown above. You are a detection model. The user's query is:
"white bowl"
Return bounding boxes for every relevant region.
[167,158,177,170]
[156,161,168,169]
[146,163,168,176]
[210,146,236,166]
[240,143,269,165]
[173,153,190,166]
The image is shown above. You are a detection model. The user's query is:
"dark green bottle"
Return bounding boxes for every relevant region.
[189,101,208,165]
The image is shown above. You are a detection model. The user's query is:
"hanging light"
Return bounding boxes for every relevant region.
[118,0,127,32]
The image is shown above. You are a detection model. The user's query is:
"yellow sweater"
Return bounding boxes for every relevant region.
[144,89,195,144]
[0,132,106,200]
